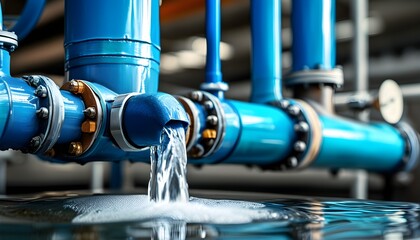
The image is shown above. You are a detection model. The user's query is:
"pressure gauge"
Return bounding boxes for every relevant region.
[377,79,403,124]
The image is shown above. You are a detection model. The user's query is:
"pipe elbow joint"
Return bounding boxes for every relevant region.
[110,92,189,151]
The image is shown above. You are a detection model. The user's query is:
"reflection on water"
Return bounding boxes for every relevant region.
[0,193,418,239]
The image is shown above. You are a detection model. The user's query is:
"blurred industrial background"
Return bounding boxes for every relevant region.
[2,0,420,201]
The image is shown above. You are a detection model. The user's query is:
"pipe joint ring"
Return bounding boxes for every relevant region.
[23,75,64,154]
[396,122,420,172]
[110,93,144,151]
[271,99,322,170]
[183,91,226,158]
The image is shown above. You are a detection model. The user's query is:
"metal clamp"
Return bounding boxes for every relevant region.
[110,93,144,151]
[285,67,344,88]
[270,99,322,170]
[23,75,64,154]
[0,31,18,52]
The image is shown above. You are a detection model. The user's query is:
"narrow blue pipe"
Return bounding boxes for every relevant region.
[291,0,336,71]
[9,0,46,40]
[64,0,160,94]
[204,0,223,97]
[313,115,405,172]
[250,0,282,103]
[0,2,3,30]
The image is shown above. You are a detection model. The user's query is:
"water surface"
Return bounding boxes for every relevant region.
[0,192,418,239]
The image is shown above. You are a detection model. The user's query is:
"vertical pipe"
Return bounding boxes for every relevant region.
[0,2,3,30]
[64,0,161,94]
[351,0,369,199]
[291,0,336,71]
[250,0,282,103]
[203,0,223,98]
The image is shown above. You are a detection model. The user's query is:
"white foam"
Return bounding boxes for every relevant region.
[64,195,285,224]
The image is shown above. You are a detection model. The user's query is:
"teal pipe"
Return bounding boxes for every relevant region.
[313,115,406,172]
[194,101,296,165]
[225,101,295,164]
[250,0,282,103]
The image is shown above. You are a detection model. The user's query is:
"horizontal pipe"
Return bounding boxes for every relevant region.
[192,100,295,165]
[250,0,282,103]
[313,114,406,172]
[291,0,336,71]
[56,91,85,144]
[0,76,39,150]
[64,0,160,94]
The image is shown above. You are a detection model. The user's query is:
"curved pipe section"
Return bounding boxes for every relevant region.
[250,0,282,103]
[64,0,160,94]
[119,93,189,147]
[7,0,46,40]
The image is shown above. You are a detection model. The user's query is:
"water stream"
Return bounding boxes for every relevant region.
[148,125,189,202]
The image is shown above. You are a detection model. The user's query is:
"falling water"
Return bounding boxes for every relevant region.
[148,125,189,202]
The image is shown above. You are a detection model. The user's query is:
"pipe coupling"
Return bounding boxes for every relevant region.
[110,93,143,151]
[23,75,64,154]
[176,91,226,158]
[270,99,322,170]
[396,122,420,172]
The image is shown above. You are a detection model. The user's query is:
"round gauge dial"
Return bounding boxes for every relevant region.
[378,79,403,124]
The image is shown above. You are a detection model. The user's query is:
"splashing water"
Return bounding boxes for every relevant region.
[148,126,189,202]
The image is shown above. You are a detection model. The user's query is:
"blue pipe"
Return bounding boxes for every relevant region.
[203,0,224,98]
[250,0,282,103]
[8,0,46,40]
[291,0,336,71]
[313,115,406,172]
[192,101,295,165]
[122,93,190,147]
[0,76,39,150]
[56,91,85,144]
[64,0,160,94]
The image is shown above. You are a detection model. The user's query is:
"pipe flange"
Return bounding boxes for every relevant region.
[270,99,322,170]
[182,91,226,158]
[395,122,420,172]
[110,93,144,151]
[60,80,102,157]
[23,75,64,154]
[175,96,201,151]
[0,31,18,52]
[285,67,344,88]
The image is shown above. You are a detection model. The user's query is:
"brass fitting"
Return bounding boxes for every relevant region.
[81,120,96,133]
[202,129,217,139]
[68,142,83,156]
[68,80,85,94]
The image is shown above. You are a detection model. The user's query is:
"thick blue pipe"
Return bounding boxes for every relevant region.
[64,0,160,94]
[291,0,336,71]
[205,0,223,89]
[193,101,295,165]
[8,0,46,40]
[313,115,406,172]
[250,0,282,103]
[0,76,38,150]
